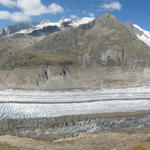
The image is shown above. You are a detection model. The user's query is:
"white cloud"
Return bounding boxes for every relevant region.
[100,1,122,11]
[0,0,64,22]
[70,15,78,19]
[48,3,64,14]
[0,0,16,7]
[17,1,64,16]
[0,10,31,22]
[0,11,10,19]
[17,0,48,16]
[89,12,95,18]
[11,12,31,22]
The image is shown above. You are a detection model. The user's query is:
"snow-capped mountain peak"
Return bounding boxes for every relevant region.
[126,22,150,47]
[69,17,95,27]
[40,19,51,25]
[133,24,150,47]
[17,17,95,34]
[58,17,72,24]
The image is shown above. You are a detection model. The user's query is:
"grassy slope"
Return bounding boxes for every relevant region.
[125,144,150,150]
[3,51,81,69]
[0,144,20,150]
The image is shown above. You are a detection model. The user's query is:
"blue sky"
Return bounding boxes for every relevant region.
[0,0,149,30]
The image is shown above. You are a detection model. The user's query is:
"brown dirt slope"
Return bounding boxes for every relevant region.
[1,132,150,150]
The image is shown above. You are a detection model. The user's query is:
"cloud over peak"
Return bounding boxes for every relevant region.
[48,3,64,14]
[100,1,122,11]
[89,12,95,18]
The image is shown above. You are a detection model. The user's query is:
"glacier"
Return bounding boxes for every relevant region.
[0,86,150,119]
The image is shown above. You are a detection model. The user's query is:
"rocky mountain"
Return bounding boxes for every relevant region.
[25,12,150,67]
[0,12,150,90]
[125,22,150,47]
[0,16,150,47]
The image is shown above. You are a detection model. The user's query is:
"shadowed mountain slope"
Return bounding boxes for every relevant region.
[19,12,150,67]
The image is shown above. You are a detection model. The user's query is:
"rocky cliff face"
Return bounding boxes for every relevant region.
[0,28,6,37]
[0,12,150,89]
[6,22,38,34]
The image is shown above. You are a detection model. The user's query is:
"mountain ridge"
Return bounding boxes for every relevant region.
[0,13,149,49]
[0,17,95,37]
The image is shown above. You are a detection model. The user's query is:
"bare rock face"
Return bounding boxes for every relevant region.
[29,25,60,36]
[0,12,150,89]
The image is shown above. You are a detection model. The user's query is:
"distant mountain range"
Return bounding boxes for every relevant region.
[0,16,149,47]
[0,22,38,36]
[0,17,94,37]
